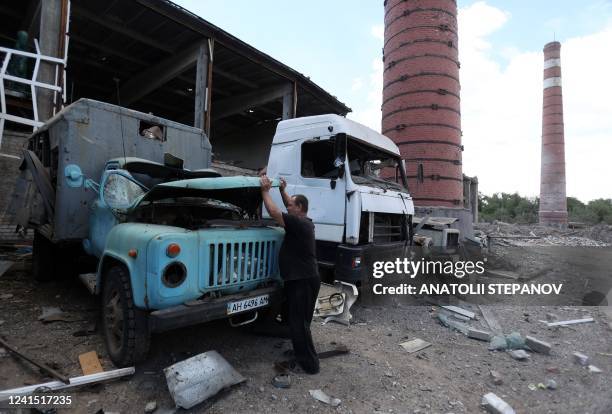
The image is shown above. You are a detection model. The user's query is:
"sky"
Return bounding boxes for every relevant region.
[175,0,612,202]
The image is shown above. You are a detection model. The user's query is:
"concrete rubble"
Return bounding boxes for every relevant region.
[481,392,516,414]
[525,336,552,354]
[573,352,590,366]
[475,221,612,247]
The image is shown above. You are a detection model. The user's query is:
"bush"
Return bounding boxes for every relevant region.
[479,194,612,224]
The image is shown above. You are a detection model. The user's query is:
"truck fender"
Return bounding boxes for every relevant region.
[96,253,133,296]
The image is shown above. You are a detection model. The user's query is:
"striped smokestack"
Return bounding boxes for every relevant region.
[539,41,568,226]
[382,0,463,207]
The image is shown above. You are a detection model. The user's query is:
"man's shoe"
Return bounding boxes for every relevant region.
[274,359,298,373]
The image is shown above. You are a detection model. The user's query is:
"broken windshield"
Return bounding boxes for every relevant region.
[346,138,407,191]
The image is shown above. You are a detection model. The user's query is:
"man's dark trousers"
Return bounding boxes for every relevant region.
[284,276,321,374]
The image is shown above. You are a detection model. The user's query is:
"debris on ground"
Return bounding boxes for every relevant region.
[271,374,291,389]
[468,328,492,341]
[545,313,557,322]
[399,338,431,354]
[437,312,470,335]
[488,332,527,351]
[509,350,530,361]
[163,351,245,409]
[573,352,590,366]
[79,351,104,375]
[475,221,612,247]
[505,332,527,349]
[489,370,503,385]
[525,336,552,354]
[309,389,341,407]
[479,305,503,335]
[545,379,558,390]
[0,337,69,383]
[441,305,476,319]
[144,400,157,413]
[588,365,602,373]
[38,306,83,323]
[546,317,594,327]
[315,281,358,326]
[481,392,516,414]
[0,367,135,400]
[489,335,508,351]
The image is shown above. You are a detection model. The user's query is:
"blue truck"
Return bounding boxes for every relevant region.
[13,100,283,366]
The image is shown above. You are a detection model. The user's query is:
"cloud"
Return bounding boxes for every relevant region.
[371,24,384,41]
[459,2,612,202]
[347,58,383,131]
[347,25,384,131]
[351,77,363,92]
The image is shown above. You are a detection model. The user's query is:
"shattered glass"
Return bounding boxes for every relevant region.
[103,172,146,210]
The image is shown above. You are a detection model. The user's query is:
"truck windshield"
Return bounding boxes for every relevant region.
[346,139,407,191]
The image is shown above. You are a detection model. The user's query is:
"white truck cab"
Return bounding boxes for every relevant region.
[266,114,414,282]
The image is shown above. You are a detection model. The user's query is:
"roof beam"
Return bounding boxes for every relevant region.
[69,55,193,100]
[135,0,351,115]
[70,34,255,93]
[214,68,258,89]
[213,83,291,121]
[71,6,174,53]
[117,42,200,106]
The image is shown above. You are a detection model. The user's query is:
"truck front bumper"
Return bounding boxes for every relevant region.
[148,285,282,333]
[335,242,410,283]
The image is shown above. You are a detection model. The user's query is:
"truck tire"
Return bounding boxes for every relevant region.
[32,231,55,281]
[102,265,150,367]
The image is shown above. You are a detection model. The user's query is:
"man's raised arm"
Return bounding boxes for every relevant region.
[279,178,291,208]
[260,175,285,227]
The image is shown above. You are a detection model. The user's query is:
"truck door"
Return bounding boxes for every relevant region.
[291,137,346,243]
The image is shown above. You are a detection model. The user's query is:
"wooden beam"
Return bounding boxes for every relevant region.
[135,0,351,115]
[212,84,291,121]
[71,7,174,53]
[194,41,209,129]
[214,67,258,89]
[282,82,297,120]
[118,42,200,106]
[69,55,193,101]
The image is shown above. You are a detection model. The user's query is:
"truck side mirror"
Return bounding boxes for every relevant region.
[65,163,100,194]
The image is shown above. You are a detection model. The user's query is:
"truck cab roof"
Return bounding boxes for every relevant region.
[273,114,400,156]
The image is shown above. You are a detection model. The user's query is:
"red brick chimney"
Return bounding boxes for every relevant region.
[382,0,463,207]
[539,41,568,226]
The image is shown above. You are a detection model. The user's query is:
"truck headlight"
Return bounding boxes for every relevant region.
[162,262,187,288]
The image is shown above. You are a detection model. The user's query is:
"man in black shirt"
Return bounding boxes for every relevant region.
[260,175,320,374]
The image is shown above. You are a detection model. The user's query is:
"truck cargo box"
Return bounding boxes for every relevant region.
[14,98,212,242]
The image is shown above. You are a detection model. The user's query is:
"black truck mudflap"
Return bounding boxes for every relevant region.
[148,285,281,333]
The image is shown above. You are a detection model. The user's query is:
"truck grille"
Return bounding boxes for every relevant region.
[207,241,277,288]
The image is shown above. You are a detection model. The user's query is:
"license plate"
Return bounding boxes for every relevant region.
[227,294,269,315]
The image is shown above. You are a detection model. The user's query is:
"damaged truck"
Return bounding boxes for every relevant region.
[12,99,283,366]
[265,114,416,283]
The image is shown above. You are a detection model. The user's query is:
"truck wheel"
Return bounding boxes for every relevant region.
[32,231,55,281]
[102,265,150,367]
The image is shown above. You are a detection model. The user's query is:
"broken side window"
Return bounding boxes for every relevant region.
[301,140,336,178]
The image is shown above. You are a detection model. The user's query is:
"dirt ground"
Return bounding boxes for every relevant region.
[1,242,612,414]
